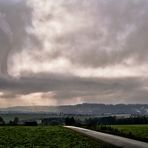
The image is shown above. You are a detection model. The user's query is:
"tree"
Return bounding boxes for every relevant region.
[13,117,19,125]
[25,121,37,126]
[0,116,5,125]
[9,120,13,125]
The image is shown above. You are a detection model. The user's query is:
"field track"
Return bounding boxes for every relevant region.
[65,126,148,148]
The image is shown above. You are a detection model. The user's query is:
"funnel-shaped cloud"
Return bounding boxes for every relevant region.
[0,13,12,75]
[0,0,32,76]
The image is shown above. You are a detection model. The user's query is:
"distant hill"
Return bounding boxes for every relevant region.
[0,103,148,115]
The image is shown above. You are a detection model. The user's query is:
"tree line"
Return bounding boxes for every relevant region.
[0,116,19,126]
[65,116,148,126]
[1,115,148,126]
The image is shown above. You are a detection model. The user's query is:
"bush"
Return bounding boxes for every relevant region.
[65,117,76,126]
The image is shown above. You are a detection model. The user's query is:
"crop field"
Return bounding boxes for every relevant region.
[0,126,118,148]
[111,125,148,141]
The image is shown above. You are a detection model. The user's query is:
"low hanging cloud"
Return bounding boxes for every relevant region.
[0,73,147,104]
[0,0,148,107]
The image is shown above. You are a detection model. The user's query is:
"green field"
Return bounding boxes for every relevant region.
[0,126,118,148]
[111,125,148,141]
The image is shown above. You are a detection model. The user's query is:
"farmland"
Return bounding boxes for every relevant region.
[0,126,118,148]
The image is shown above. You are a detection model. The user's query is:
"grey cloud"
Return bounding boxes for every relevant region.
[46,0,148,67]
[1,0,148,73]
[0,73,147,104]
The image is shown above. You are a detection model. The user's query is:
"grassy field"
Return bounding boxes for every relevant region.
[111,125,148,141]
[0,126,118,148]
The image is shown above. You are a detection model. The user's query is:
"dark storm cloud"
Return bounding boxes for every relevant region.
[0,73,148,104]
[0,73,141,94]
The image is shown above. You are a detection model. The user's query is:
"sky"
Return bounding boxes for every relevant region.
[0,0,148,107]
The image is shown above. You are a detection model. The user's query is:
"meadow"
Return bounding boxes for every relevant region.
[0,126,118,148]
[111,125,148,141]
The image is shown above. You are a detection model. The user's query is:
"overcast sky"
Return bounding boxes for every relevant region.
[0,0,148,107]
